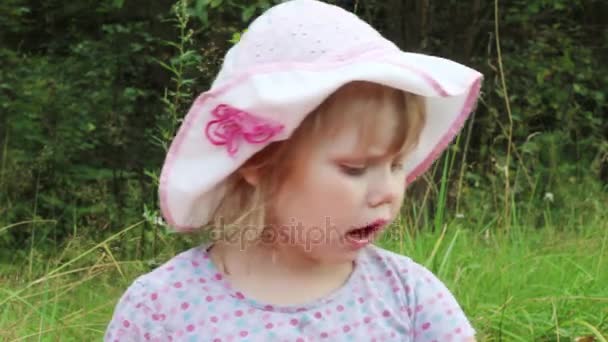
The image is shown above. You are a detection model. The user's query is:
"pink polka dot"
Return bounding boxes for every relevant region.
[266,323,274,329]
[264,305,274,311]
[198,277,206,283]
[173,282,182,288]
[447,309,453,315]
[405,285,411,294]
[235,310,243,317]
[214,273,223,280]
[122,320,130,328]
[181,302,189,310]
[152,314,160,321]
[159,314,166,321]
[320,332,329,338]
[290,318,299,326]
[213,339,221,342]
[210,316,219,323]
[437,292,444,298]
[186,324,195,332]
[191,261,199,267]
[343,325,350,333]
[150,293,158,301]
[382,310,391,317]
[364,316,372,324]
[455,327,462,334]
[422,322,431,330]
[235,292,245,300]
[358,297,365,303]
[314,312,322,319]
[167,266,175,271]
[206,296,213,302]
[144,333,151,340]
[336,305,344,312]
[385,270,393,277]
[240,331,248,337]
[392,287,399,292]
[416,304,424,312]
[296,339,304,342]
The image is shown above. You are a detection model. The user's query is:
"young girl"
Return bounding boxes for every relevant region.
[105,0,482,341]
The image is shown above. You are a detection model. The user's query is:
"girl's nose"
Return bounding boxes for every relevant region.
[367,178,398,208]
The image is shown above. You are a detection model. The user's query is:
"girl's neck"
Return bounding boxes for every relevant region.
[209,240,354,306]
[212,240,353,277]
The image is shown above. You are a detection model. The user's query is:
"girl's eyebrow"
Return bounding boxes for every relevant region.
[333,151,405,164]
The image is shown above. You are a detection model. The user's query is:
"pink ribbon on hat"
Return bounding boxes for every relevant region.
[205,104,284,156]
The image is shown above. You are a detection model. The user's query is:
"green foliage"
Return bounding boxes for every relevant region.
[0,0,606,276]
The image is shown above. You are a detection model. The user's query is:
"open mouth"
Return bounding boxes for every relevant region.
[345,219,388,244]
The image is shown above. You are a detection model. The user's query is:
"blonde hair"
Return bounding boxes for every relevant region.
[207,81,426,246]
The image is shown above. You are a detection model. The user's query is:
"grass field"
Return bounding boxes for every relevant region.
[1,215,606,341]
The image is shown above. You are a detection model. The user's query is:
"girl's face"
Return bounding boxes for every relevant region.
[268,113,408,264]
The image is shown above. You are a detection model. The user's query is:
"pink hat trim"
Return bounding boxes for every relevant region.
[406,76,482,184]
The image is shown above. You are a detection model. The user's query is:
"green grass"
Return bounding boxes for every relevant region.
[1,215,606,341]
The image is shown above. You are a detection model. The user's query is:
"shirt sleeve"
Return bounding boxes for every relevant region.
[104,277,168,342]
[406,261,476,342]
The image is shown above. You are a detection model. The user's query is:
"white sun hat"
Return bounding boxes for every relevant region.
[158,0,483,231]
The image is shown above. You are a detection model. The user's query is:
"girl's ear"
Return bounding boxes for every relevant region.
[238,165,260,186]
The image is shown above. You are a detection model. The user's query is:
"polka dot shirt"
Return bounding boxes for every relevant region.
[105,244,475,341]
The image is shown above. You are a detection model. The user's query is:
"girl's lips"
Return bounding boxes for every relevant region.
[344,219,389,248]
[347,219,389,233]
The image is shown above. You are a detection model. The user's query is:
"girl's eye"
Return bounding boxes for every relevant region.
[340,165,366,176]
[391,162,405,172]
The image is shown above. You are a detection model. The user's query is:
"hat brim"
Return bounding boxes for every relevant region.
[159,50,483,231]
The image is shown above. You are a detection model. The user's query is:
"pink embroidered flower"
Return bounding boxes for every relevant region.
[205,104,284,156]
